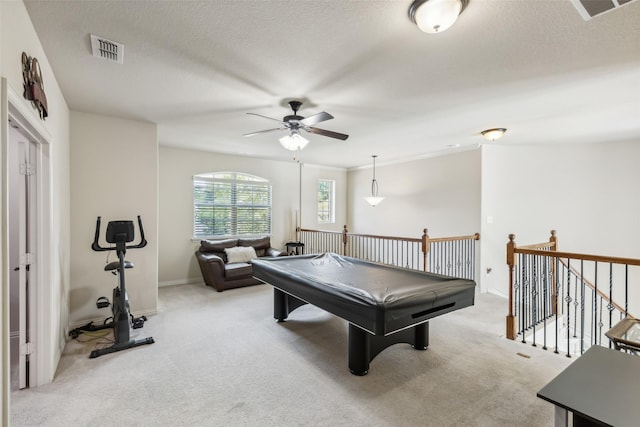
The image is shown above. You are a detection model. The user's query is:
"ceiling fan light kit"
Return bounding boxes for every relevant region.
[244,100,349,152]
[481,128,507,141]
[364,155,385,207]
[279,131,309,151]
[409,0,469,34]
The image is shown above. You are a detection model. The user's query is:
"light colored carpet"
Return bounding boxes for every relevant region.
[11,283,573,426]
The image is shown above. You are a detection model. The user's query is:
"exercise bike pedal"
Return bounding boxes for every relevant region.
[132,317,146,329]
[96,296,110,309]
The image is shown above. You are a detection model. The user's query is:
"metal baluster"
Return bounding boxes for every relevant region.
[573,273,578,339]
[523,254,528,335]
[542,255,548,350]
[532,255,538,347]
[554,258,560,354]
[608,263,613,348]
[527,255,532,332]
[624,264,628,317]
[580,260,585,355]
[598,295,603,346]
[565,259,572,357]
[514,255,519,323]
[593,262,598,347]
[472,238,476,281]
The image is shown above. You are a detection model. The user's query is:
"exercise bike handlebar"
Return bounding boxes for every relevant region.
[91,215,148,252]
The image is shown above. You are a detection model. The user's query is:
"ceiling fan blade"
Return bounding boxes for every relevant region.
[243,128,285,137]
[247,112,285,124]
[306,127,349,141]
[300,111,333,126]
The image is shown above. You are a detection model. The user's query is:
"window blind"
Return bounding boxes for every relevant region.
[194,172,272,238]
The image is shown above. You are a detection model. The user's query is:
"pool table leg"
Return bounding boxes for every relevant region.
[348,322,430,376]
[273,288,307,322]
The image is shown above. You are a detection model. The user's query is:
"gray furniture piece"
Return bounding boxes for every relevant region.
[537,345,640,427]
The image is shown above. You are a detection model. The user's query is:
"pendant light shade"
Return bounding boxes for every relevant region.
[409,0,469,34]
[364,155,384,207]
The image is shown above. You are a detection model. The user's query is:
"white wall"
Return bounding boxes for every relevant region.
[480,141,640,297]
[70,111,158,324]
[299,162,347,234]
[1,0,71,416]
[158,147,347,286]
[347,149,482,239]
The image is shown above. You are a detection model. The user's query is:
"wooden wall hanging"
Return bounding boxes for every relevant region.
[22,52,49,120]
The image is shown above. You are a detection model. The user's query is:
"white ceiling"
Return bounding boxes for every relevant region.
[24,0,640,169]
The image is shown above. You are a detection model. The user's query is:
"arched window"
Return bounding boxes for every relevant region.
[193,171,272,238]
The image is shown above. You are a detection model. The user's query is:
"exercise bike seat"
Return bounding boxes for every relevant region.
[104,260,134,271]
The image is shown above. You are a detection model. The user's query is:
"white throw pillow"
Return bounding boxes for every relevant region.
[225,246,258,263]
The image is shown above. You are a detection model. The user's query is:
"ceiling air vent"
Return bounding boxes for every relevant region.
[90,34,124,64]
[570,0,638,20]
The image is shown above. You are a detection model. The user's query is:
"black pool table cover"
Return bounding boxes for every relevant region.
[252,252,476,336]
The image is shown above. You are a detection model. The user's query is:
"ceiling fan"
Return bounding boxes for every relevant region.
[243,100,349,151]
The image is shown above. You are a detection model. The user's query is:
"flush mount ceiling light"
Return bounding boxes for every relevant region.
[279,130,310,151]
[364,155,385,207]
[481,128,507,141]
[409,0,469,34]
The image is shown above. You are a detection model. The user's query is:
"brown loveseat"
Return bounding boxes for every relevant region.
[195,236,284,292]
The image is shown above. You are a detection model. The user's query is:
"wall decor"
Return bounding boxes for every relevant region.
[22,52,48,120]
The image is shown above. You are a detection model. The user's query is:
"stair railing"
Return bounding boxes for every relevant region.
[298,226,479,280]
[506,230,638,357]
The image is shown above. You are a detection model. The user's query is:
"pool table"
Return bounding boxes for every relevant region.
[252,252,476,375]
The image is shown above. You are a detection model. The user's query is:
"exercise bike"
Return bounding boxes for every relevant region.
[70,216,154,358]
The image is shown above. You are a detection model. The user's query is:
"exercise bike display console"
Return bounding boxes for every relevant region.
[69,216,154,358]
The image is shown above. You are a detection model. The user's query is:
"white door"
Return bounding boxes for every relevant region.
[9,119,37,390]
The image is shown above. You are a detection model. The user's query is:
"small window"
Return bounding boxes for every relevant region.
[193,171,272,238]
[317,179,335,223]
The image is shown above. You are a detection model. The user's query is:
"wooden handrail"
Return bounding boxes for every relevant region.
[299,226,479,274]
[518,242,557,250]
[300,227,476,244]
[515,248,640,267]
[429,232,480,243]
[298,227,342,235]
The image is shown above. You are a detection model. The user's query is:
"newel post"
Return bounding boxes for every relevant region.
[506,234,517,340]
[421,229,430,272]
[342,225,348,256]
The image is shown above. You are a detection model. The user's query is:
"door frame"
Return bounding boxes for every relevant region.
[8,122,38,390]
[2,80,54,393]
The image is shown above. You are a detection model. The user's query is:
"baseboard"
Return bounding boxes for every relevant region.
[158,278,203,287]
[487,288,508,299]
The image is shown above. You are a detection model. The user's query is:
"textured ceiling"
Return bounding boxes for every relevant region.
[24,0,640,169]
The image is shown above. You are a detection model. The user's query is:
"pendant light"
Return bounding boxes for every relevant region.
[364,155,384,207]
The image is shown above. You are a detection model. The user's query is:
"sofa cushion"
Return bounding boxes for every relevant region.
[239,236,271,257]
[224,262,253,279]
[200,239,239,262]
[225,246,257,263]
